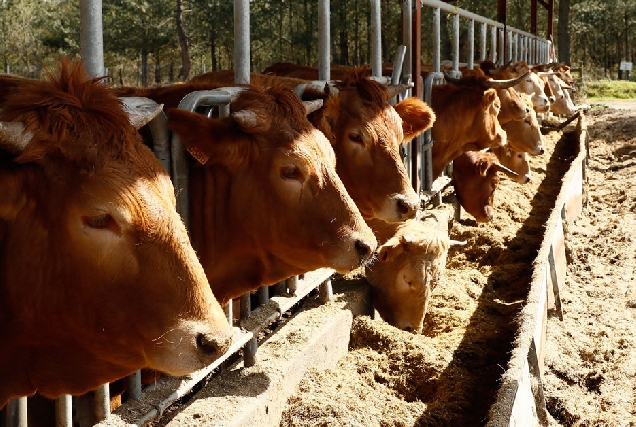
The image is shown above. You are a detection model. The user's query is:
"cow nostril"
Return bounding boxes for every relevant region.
[525,175,531,183]
[397,198,418,217]
[355,239,373,261]
[196,332,231,359]
[403,325,413,333]
[539,147,545,155]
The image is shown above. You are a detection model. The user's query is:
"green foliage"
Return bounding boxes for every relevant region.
[0,0,635,86]
[584,80,636,100]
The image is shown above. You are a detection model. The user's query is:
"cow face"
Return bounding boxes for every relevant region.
[0,61,231,407]
[167,85,377,304]
[471,89,507,152]
[491,146,532,184]
[452,151,502,223]
[501,93,545,156]
[496,87,530,125]
[514,72,551,113]
[311,78,434,222]
[365,219,450,333]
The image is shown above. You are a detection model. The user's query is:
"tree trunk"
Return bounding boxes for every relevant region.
[175,0,191,81]
[557,0,570,64]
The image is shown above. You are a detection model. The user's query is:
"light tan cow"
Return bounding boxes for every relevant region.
[365,215,453,333]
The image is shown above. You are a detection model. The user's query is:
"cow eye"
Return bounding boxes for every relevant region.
[83,214,118,232]
[280,165,305,182]
[348,132,364,146]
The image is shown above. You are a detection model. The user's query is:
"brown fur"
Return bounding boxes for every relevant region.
[430,76,506,179]
[365,217,450,333]
[0,60,230,408]
[165,85,376,305]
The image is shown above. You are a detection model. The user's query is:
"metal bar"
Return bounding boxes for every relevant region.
[79,0,104,77]
[318,0,330,81]
[234,0,250,84]
[258,285,269,306]
[467,19,475,69]
[490,25,497,62]
[55,395,72,427]
[432,8,440,73]
[94,384,110,422]
[224,299,233,326]
[127,370,142,401]
[480,22,487,61]
[147,110,171,176]
[370,0,382,77]
[6,397,27,427]
[286,276,298,294]
[452,13,460,71]
[319,278,333,303]
[402,0,413,85]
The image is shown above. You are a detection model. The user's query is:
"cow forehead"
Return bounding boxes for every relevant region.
[343,102,404,148]
[281,128,336,169]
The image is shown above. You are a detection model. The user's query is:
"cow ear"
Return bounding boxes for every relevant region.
[167,108,247,168]
[482,89,498,109]
[393,97,436,142]
[377,237,404,263]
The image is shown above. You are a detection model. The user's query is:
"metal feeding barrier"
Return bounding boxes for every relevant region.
[2,0,553,425]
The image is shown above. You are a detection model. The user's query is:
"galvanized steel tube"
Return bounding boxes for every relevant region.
[490,25,497,62]
[79,0,104,77]
[55,395,72,427]
[318,0,330,81]
[480,22,487,61]
[432,7,440,72]
[94,384,110,422]
[6,397,27,427]
[370,0,382,77]
[467,19,475,69]
[127,370,142,401]
[234,0,250,84]
[452,13,460,71]
[402,0,413,84]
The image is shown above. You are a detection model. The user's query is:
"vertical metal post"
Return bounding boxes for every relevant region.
[241,293,257,366]
[55,395,73,427]
[467,19,474,69]
[490,25,497,63]
[286,276,298,294]
[370,0,382,77]
[480,22,487,61]
[234,0,250,84]
[452,13,459,72]
[79,0,104,77]
[402,0,413,84]
[258,285,269,306]
[506,31,514,62]
[498,28,505,63]
[319,278,333,303]
[127,370,142,401]
[6,397,27,427]
[224,299,233,326]
[432,8,440,73]
[318,0,330,81]
[94,384,110,422]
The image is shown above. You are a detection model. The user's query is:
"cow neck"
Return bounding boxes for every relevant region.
[189,163,271,305]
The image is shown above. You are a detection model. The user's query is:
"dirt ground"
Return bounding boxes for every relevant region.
[278,106,636,426]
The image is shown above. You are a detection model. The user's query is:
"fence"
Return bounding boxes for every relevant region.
[2,1,550,426]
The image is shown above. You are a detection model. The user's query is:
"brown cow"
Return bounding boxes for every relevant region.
[429,73,512,179]
[296,72,435,221]
[452,150,519,223]
[364,215,452,333]
[164,85,377,305]
[0,60,231,408]
[184,68,436,222]
[483,61,552,113]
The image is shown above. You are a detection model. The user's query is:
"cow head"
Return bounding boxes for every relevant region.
[0,61,231,407]
[431,75,509,179]
[501,92,545,156]
[539,72,576,116]
[490,146,531,184]
[167,85,377,304]
[365,218,450,333]
[452,151,518,222]
[299,72,435,222]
